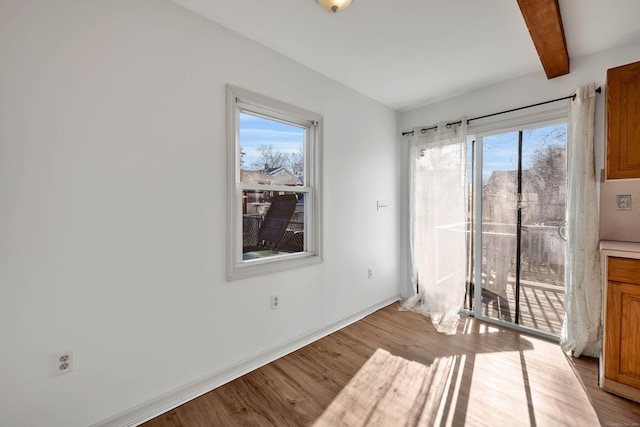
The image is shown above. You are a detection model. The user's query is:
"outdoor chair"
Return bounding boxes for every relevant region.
[243,193,298,253]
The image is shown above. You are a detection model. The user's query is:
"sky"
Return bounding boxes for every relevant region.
[239,112,304,169]
[239,112,566,183]
[480,123,567,183]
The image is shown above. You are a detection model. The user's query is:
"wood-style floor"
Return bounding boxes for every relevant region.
[143,303,640,426]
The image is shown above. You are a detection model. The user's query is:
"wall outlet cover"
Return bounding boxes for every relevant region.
[271,295,280,309]
[616,195,631,211]
[54,350,74,376]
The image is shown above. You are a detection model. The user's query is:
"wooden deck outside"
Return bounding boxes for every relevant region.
[479,224,566,336]
[481,278,565,336]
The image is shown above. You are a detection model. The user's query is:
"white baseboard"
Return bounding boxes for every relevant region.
[91,296,400,427]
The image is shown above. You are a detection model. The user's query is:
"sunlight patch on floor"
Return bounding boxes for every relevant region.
[314,344,599,427]
[313,349,464,426]
[460,316,502,334]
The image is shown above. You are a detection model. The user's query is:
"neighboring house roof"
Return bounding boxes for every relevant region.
[241,166,301,186]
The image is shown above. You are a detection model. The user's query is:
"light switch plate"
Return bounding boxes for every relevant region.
[616,195,631,211]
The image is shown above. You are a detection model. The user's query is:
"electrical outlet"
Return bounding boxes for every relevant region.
[616,195,631,211]
[271,295,280,310]
[54,350,74,376]
[368,268,373,279]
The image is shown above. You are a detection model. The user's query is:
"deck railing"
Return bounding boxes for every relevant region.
[242,215,304,252]
[481,223,565,286]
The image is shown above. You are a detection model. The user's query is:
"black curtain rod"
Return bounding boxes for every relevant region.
[401,86,602,136]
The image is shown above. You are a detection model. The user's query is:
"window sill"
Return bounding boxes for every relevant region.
[228,252,322,281]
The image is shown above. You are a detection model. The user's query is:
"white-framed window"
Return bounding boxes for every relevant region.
[226,85,322,280]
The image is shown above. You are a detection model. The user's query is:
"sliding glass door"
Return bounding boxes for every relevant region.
[467,122,567,337]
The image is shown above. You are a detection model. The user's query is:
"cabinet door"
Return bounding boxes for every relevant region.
[605,259,640,389]
[606,60,640,179]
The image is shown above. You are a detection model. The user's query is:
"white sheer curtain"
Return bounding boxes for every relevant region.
[400,119,468,334]
[561,83,602,357]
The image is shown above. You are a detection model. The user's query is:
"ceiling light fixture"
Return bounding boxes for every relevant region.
[316,0,352,13]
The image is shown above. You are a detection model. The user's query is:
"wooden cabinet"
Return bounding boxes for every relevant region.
[606,60,640,180]
[601,241,640,403]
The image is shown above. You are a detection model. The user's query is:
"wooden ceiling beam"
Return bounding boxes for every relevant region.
[517,0,570,79]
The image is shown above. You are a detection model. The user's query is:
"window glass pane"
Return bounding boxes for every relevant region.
[519,123,566,335]
[481,131,519,322]
[521,123,567,226]
[242,190,306,261]
[239,112,305,186]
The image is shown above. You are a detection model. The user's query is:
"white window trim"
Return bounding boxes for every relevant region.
[226,85,323,281]
[467,103,568,138]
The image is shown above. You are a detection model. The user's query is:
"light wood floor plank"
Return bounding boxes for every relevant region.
[142,303,640,426]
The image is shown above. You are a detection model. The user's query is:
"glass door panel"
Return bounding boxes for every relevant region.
[518,125,567,335]
[474,123,567,336]
[481,131,519,324]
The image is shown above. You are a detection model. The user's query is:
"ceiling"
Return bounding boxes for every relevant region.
[174,0,640,111]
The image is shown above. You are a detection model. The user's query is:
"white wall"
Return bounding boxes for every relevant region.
[0,1,400,426]
[398,41,640,294]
